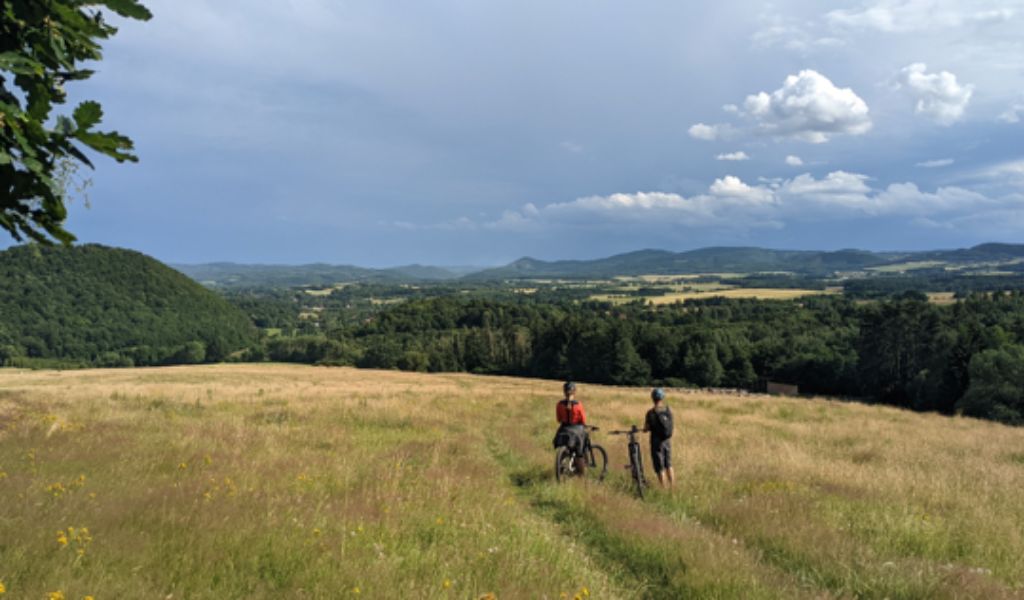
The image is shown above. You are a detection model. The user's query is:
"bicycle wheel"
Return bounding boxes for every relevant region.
[630,445,645,499]
[555,447,574,483]
[586,444,608,482]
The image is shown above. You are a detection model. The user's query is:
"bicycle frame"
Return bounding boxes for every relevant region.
[610,425,647,498]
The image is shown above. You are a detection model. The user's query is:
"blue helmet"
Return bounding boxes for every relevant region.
[563,381,576,394]
[651,388,665,401]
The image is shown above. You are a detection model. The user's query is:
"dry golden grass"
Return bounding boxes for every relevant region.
[2,365,1023,599]
[592,288,835,305]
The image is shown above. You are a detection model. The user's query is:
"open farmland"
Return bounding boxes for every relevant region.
[591,287,836,305]
[1,365,1023,599]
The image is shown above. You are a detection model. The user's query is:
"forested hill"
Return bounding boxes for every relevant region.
[0,245,256,367]
[468,244,1024,280]
[171,243,1024,288]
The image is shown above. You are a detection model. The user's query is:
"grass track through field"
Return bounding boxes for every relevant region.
[2,365,1024,599]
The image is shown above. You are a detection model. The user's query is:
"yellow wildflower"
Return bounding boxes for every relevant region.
[84,596,95,600]
[0,580,6,594]
[313,528,322,536]
[178,462,188,471]
[351,586,361,595]
[56,530,69,547]
[0,470,7,480]
[443,579,452,589]
[581,587,590,597]
[48,592,64,600]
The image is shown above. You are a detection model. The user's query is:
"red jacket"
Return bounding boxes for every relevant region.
[556,399,586,425]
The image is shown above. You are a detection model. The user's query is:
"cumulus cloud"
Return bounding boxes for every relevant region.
[688,123,728,141]
[826,1,1016,33]
[785,155,804,166]
[462,169,1003,234]
[716,151,750,161]
[916,158,955,168]
[895,63,973,125]
[738,70,872,143]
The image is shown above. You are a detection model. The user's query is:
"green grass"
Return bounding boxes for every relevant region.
[2,365,1023,599]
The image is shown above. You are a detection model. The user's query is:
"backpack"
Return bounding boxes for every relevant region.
[651,406,673,439]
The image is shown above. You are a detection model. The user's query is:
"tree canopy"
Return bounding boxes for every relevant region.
[1,0,151,243]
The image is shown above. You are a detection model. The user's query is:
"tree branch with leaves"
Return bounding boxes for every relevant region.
[1,0,151,243]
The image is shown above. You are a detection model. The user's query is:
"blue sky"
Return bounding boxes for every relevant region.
[22,1,1024,266]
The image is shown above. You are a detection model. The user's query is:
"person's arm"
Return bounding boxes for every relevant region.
[642,410,650,432]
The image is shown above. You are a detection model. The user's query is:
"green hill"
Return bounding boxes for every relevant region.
[468,246,900,279]
[0,244,256,367]
[468,243,1024,280]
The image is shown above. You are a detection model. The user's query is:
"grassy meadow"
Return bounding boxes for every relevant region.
[1,365,1023,599]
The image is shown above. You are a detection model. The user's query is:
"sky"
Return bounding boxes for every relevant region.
[16,0,1024,266]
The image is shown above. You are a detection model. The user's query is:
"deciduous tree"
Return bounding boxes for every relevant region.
[1,0,151,242]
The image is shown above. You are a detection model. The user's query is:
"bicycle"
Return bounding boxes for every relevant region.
[554,425,608,483]
[609,425,647,499]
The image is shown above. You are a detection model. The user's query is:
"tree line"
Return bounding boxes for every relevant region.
[244,292,1024,426]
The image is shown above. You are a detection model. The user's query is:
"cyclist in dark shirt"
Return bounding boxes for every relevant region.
[643,388,675,488]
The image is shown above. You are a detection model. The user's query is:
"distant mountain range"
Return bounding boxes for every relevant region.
[171,262,465,288]
[174,243,1024,287]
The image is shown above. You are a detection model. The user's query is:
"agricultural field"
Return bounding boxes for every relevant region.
[2,365,1023,599]
[591,287,836,305]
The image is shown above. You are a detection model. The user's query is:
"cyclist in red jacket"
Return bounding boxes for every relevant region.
[554,381,588,473]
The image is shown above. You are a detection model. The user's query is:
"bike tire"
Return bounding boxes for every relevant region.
[630,445,645,499]
[555,447,573,483]
[587,444,608,482]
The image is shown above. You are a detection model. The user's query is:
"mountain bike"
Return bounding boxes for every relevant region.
[609,425,647,499]
[554,425,608,483]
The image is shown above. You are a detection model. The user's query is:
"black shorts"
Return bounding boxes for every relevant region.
[650,437,671,473]
[553,425,587,450]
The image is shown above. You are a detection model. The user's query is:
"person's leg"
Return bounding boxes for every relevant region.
[651,439,666,487]
[663,443,674,488]
[574,428,587,476]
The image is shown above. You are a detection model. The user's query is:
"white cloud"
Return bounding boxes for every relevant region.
[688,123,727,141]
[916,158,955,168]
[752,13,846,52]
[785,155,804,166]
[826,1,1016,33]
[998,102,1024,123]
[468,170,1004,233]
[716,151,750,161]
[739,70,872,143]
[979,160,1024,187]
[710,175,776,203]
[895,63,973,125]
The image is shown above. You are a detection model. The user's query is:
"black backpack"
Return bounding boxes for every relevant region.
[651,407,673,438]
